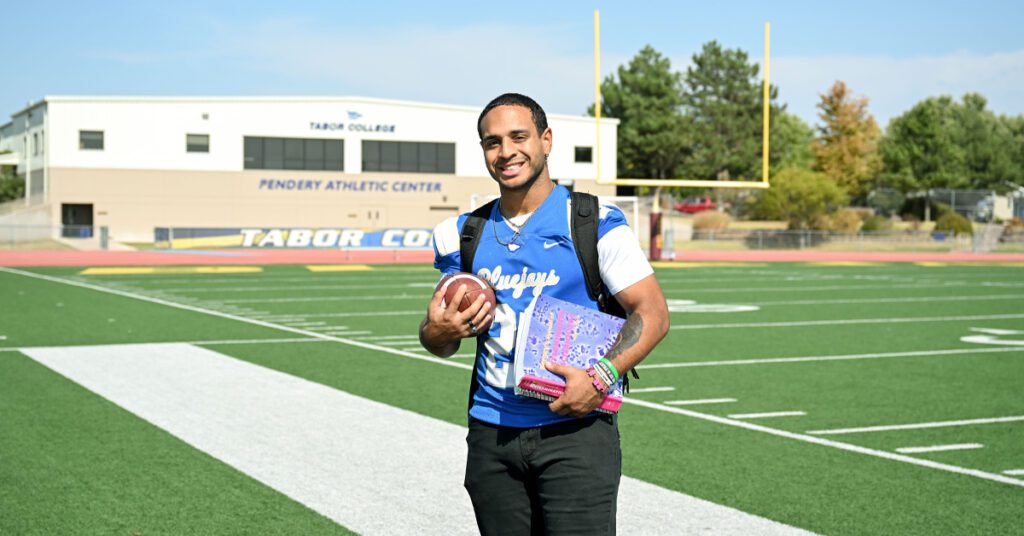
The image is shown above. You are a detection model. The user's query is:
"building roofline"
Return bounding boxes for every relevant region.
[9,99,48,118]
[25,95,619,125]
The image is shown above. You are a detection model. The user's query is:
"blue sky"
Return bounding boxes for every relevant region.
[4,0,1023,127]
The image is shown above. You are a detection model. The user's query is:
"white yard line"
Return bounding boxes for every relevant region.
[170,282,437,293]
[621,398,1024,488]
[3,338,332,353]
[20,343,811,536]
[220,294,426,304]
[671,314,1024,330]
[254,310,423,319]
[1003,469,1024,476]
[668,282,974,295]
[281,321,328,327]
[664,398,737,406]
[357,335,421,341]
[745,293,1024,306]
[807,416,1024,435]
[895,444,984,454]
[729,411,807,419]
[626,387,676,394]
[642,347,1024,369]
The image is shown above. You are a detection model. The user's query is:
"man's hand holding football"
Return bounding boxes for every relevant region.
[420,284,493,357]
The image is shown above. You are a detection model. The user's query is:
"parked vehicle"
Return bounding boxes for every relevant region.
[674,196,716,214]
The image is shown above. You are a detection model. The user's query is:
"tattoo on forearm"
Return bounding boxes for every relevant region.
[606,313,643,362]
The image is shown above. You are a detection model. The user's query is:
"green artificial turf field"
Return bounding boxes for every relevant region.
[1,262,1021,534]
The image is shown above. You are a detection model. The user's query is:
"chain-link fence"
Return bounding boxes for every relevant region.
[670,227,1024,254]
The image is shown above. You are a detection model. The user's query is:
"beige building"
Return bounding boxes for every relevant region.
[0,96,619,246]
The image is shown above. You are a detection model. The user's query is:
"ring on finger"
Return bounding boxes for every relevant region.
[468,321,477,334]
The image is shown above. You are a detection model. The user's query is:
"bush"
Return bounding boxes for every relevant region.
[828,209,863,234]
[0,172,24,203]
[934,212,973,236]
[692,211,731,230]
[747,167,847,230]
[861,215,894,232]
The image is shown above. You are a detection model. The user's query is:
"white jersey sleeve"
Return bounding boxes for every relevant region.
[596,204,654,295]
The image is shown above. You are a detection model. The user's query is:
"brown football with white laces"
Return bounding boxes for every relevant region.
[436,272,496,332]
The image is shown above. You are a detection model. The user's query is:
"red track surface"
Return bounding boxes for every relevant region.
[1,248,1023,267]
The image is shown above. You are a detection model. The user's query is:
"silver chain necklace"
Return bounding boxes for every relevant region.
[492,201,536,247]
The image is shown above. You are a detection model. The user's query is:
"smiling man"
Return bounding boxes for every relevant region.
[419,93,669,535]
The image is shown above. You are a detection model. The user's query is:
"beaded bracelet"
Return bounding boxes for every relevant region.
[586,367,610,395]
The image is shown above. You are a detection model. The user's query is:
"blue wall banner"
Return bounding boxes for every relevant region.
[154,227,433,249]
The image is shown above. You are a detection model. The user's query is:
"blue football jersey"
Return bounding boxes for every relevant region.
[432,186,633,428]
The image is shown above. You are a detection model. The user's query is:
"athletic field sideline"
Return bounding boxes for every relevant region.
[1,262,1021,535]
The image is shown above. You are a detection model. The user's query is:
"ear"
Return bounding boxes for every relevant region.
[541,127,553,155]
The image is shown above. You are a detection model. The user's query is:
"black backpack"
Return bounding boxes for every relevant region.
[458,191,637,411]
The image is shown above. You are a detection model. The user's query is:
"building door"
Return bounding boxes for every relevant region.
[61,203,94,238]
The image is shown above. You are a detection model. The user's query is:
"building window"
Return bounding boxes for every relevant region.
[574,146,593,163]
[244,137,343,171]
[362,140,455,174]
[80,130,104,150]
[33,133,39,155]
[186,134,210,153]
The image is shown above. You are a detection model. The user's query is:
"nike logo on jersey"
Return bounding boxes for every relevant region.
[543,241,558,249]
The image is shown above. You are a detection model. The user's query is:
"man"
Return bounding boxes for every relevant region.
[419,93,669,535]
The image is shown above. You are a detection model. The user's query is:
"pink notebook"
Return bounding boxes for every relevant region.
[513,294,625,414]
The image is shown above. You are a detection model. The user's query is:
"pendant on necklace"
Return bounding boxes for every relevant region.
[508,243,521,252]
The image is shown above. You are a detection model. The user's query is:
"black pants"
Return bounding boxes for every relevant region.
[464,415,621,536]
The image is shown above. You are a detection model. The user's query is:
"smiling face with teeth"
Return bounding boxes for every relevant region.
[479,104,553,193]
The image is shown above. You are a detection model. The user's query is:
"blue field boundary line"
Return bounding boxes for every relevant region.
[3,266,1023,491]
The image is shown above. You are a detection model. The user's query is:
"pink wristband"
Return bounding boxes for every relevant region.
[587,367,609,395]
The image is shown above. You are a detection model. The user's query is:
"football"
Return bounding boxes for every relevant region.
[437,272,497,331]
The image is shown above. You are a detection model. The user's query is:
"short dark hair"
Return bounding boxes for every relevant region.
[477,93,548,139]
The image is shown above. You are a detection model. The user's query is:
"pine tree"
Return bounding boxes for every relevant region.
[589,46,688,180]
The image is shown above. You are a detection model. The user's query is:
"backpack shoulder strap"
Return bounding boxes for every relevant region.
[570,191,636,389]
[570,192,626,318]
[459,200,496,274]
[458,199,496,416]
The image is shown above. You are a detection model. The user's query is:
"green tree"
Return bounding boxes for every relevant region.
[771,111,814,172]
[880,96,968,194]
[679,41,780,182]
[813,81,881,200]
[747,167,847,230]
[0,173,25,203]
[0,151,24,203]
[1003,114,1024,188]
[589,45,688,179]
[955,94,1021,189]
